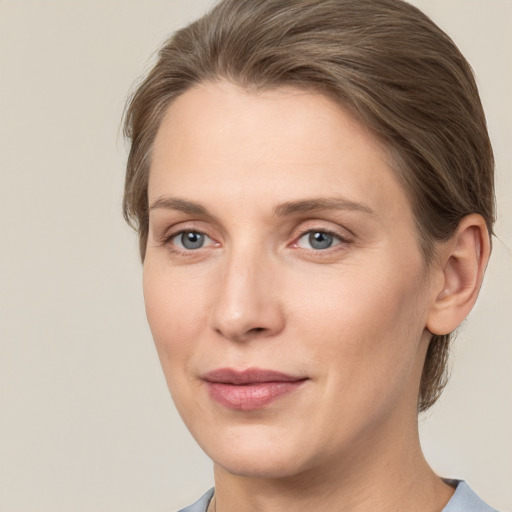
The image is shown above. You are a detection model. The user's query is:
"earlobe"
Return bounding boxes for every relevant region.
[426,214,491,336]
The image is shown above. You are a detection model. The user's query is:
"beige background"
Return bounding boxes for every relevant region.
[0,1,510,511]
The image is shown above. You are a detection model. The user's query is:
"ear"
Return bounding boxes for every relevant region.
[426,214,491,336]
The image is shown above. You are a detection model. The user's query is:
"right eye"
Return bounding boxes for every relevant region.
[169,231,213,251]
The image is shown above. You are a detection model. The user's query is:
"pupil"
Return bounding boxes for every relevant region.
[309,232,333,250]
[182,232,204,249]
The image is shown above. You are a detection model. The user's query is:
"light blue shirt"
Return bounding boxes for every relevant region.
[177,480,499,512]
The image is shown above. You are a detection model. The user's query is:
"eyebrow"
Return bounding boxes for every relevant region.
[149,197,213,217]
[273,197,375,217]
[149,196,375,217]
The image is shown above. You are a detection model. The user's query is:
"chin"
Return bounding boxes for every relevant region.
[199,424,316,480]
[215,451,308,480]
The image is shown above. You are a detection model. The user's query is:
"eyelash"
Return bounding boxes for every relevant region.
[160,228,217,256]
[293,228,352,252]
[160,226,353,256]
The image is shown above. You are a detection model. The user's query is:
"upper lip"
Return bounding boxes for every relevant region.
[203,368,306,385]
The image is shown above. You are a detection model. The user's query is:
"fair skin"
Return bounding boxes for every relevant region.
[143,81,489,512]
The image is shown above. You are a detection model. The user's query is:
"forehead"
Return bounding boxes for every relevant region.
[149,81,411,225]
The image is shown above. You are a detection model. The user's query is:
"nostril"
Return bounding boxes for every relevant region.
[243,326,268,339]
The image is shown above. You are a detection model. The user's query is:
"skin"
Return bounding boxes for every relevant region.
[143,81,489,512]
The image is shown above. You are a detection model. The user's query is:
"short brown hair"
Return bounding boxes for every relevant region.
[123,0,495,412]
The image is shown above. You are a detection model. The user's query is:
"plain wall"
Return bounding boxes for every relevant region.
[0,1,510,511]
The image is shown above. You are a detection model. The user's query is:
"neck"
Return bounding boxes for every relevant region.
[211,413,453,512]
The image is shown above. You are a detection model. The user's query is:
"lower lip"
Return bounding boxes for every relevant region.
[206,380,307,410]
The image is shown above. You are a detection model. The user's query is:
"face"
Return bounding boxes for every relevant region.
[144,81,435,479]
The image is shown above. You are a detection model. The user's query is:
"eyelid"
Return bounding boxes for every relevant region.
[157,220,212,241]
[291,220,354,243]
[288,221,355,257]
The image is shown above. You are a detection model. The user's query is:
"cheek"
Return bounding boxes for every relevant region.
[286,265,428,446]
[142,261,210,373]
[289,261,427,384]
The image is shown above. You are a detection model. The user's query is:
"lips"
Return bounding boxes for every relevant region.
[203,368,308,410]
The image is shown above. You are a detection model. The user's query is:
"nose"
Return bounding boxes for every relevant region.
[210,249,285,343]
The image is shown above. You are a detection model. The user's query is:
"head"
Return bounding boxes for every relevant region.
[123,0,494,468]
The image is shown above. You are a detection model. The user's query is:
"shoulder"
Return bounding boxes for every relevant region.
[442,480,500,512]
[177,488,214,512]
[177,483,499,512]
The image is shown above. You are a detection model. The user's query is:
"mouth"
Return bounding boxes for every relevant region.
[202,368,308,410]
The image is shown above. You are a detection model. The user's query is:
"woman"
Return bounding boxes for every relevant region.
[123,0,498,510]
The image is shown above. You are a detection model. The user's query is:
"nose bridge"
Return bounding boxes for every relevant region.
[210,241,284,341]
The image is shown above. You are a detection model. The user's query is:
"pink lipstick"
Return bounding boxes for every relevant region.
[203,368,307,410]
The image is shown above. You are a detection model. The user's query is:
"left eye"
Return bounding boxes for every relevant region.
[171,231,212,250]
[296,230,342,250]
